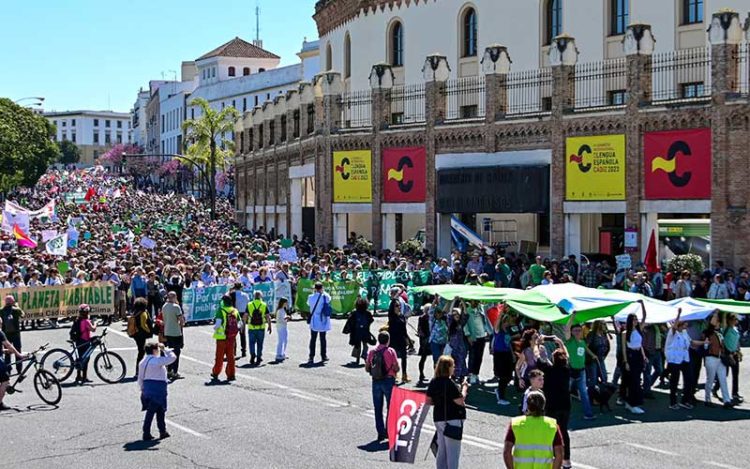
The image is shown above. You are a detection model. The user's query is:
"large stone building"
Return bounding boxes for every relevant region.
[45,110,133,165]
[234,2,750,269]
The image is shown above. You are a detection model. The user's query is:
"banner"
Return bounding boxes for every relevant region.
[294,279,360,315]
[566,135,626,200]
[247,282,276,313]
[182,284,230,323]
[46,233,68,256]
[644,128,711,199]
[140,237,157,250]
[383,147,426,202]
[4,199,55,220]
[333,150,372,203]
[42,230,58,242]
[387,387,431,464]
[1,210,30,235]
[0,282,114,319]
[279,247,298,263]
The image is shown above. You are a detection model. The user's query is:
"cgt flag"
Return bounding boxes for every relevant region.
[387,386,430,464]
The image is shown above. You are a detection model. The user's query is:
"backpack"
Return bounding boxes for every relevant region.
[70,319,82,342]
[369,349,388,380]
[249,302,265,326]
[225,309,239,338]
[127,315,138,337]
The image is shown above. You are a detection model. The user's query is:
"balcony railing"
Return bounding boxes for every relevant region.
[340,90,372,129]
[506,68,552,117]
[444,76,486,121]
[651,47,711,104]
[738,42,749,96]
[574,58,627,111]
[390,83,426,125]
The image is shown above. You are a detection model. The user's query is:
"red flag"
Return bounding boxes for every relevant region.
[387,386,430,463]
[13,224,37,249]
[84,187,96,202]
[644,229,658,273]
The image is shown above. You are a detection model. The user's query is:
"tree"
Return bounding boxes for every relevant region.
[0,98,59,192]
[179,97,239,220]
[58,140,81,164]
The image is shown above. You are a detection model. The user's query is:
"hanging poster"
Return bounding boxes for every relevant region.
[566,135,626,200]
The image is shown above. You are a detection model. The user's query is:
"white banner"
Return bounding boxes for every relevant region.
[5,199,55,219]
[41,230,58,242]
[1,210,30,235]
[45,233,68,256]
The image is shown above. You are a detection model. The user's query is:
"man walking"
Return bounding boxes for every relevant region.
[231,283,250,358]
[211,295,240,382]
[503,391,564,469]
[565,323,597,420]
[243,291,271,366]
[1,296,24,374]
[306,282,331,364]
[161,291,185,380]
[366,331,400,441]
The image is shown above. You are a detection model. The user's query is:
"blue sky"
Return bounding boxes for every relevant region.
[0,0,318,113]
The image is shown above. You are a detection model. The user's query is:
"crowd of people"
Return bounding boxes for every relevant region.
[0,167,747,469]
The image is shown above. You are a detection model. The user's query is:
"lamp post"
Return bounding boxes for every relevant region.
[14,96,45,107]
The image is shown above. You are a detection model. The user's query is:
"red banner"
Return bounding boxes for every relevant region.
[644,128,711,199]
[387,386,430,463]
[382,147,426,202]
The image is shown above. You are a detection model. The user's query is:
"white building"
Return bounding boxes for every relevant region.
[315,0,748,89]
[45,110,132,165]
[131,90,150,148]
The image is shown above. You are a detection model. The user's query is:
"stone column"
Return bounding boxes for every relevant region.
[313,72,343,246]
[481,44,511,123]
[285,90,299,141]
[298,82,314,138]
[369,63,395,252]
[422,54,451,254]
[709,9,747,268]
[549,34,578,258]
[623,23,655,262]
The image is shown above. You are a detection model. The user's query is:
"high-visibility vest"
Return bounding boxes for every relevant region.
[246,299,268,330]
[511,415,558,469]
[213,306,239,340]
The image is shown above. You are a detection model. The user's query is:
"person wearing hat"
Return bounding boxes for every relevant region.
[1,295,24,375]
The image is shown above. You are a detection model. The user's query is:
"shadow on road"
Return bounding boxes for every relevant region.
[123,440,160,452]
[357,440,388,453]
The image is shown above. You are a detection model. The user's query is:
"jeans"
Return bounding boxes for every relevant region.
[430,342,446,365]
[434,420,463,469]
[704,356,730,404]
[248,329,265,360]
[372,377,395,436]
[667,361,693,406]
[276,327,288,359]
[570,368,593,417]
[586,359,608,387]
[143,406,166,436]
[643,349,664,393]
[4,334,21,374]
[309,331,327,360]
[493,351,514,399]
[134,336,147,375]
[467,337,487,376]
[165,336,183,375]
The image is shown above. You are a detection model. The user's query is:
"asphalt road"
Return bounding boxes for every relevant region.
[3,318,750,469]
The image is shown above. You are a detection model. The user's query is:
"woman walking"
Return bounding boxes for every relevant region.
[492,315,516,406]
[132,297,153,377]
[703,311,733,408]
[621,311,647,414]
[538,339,572,469]
[274,298,290,362]
[387,295,409,383]
[417,304,432,382]
[665,309,696,410]
[446,302,468,382]
[586,320,610,386]
[344,297,373,366]
[426,356,468,469]
[429,303,449,364]
[138,342,176,441]
[73,304,96,384]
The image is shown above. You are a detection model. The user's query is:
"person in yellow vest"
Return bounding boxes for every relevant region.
[211,294,241,382]
[503,391,564,469]
[243,291,272,366]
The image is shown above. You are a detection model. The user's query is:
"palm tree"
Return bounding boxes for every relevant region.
[180,97,240,219]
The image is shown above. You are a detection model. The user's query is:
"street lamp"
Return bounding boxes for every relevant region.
[14,96,45,106]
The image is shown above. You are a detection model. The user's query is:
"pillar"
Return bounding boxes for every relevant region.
[382,213,397,251]
[481,44,511,123]
[334,213,348,248]
[564,213,582,261]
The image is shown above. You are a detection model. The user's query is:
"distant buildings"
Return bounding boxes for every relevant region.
[44,110,132,165]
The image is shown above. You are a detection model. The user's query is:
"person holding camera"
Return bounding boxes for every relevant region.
[138,342,176,441]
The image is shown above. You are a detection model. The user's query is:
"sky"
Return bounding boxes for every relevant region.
[0,0,319,113]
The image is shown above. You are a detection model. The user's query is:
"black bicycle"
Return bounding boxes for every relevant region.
[6,344,62,406]
[40,328,127,384]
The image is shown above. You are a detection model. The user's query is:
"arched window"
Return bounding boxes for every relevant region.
[243,67,250,76]
[228,66,236,77]
[545,0,563,45]
[682,0,703,25]
[325,42,333,71]
[389,21,404,67]
[258,68,266,73]
[462,7,478,58]
[610,0,629,35]
[344,33,352,78]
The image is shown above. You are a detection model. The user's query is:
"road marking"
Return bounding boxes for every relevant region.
[703,462,743,469]
[624,442,678,456]
[164,418,209,439]
[107,347,136,352]
[573,463,603,469]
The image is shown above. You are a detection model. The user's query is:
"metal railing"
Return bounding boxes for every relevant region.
[444,76,486,121]
[574,58,627,111]
[390,83,426,124]
[738,42,749,96]
[506,68,553,117]
[340,90,372,129]
[651,46,711,104]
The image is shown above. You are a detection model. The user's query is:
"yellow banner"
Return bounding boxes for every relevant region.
[566,135,626,200]
[0,282,115,319]
[333,150,372,203]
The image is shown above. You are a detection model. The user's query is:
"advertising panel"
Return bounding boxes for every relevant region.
[644,128,711,199]
[382,147,426,202]
[333,150,372,203]
[566,135,626,200]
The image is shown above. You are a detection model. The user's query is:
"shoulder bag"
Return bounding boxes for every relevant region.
[442,380,464,441]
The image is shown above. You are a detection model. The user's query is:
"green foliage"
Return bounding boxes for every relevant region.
[353,237,373,253]
[58,140,81,164]
[667,254,704,276]
[0,98,59,192]
[397,237,424,256]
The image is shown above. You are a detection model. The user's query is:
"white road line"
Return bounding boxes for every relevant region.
[572,463,604,469]
[107,347,136,352]
[624,442,678,456]
[703,462,743,469]
[164,418,209,439]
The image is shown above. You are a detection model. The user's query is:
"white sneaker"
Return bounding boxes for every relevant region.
[616,398,625,406]
[497,399,510,406]
[626,404,645,414]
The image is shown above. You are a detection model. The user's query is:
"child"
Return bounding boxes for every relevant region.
[275,298,290,361]
[521,369,545,414]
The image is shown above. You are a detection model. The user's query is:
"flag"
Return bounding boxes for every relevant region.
[644,229,658,274]
[13,224,37,249]
[41,230,58,242]
[112,188,122,199]
[84,187,96,202]
[140,237,156,250]
[387,387,430,463]
[45,233,68,256]
[2,211,30,235]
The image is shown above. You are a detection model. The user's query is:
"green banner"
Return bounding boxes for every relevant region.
[294,278,360,316]
[183,284,230,323]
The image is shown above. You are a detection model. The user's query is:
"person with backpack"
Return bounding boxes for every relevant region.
[243,291,271,366]
[130,297,153,378]
[306,282,331,364]
[365,331,400,441]
[211,294,241,382]
[71,304,97,384]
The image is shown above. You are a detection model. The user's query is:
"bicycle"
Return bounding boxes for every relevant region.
[6,344,62,406]
[40,328,127,384]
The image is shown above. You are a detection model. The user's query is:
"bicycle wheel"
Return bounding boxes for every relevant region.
[94,351,126,384]
[34,369,62,405]
[40,348,75,382]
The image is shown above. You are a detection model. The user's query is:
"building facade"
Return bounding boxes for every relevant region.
[45,110,133,165]
[131,89,150,148]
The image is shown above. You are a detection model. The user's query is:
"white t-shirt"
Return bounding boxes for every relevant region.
[627,329,643,350]
[276,306,288,329]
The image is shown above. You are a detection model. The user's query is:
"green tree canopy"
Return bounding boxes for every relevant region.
[0,98,59,192]
[58,139,81,164]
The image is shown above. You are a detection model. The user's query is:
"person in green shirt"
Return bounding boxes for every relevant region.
[565,321,597,420]
[528,256,546,287]
[463,301,494,385]
[496,258,512,287]
[718,313,742,402]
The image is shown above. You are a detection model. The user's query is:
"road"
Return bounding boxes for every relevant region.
[3,317,750,469]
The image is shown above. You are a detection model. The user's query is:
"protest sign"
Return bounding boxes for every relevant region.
[183,284,230,323]
[46,233,68,256]
[41,230,58,242]
[0,282,114,319]
[139,237,156,250]
[294,279,360,316]
[279,247,298,263]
